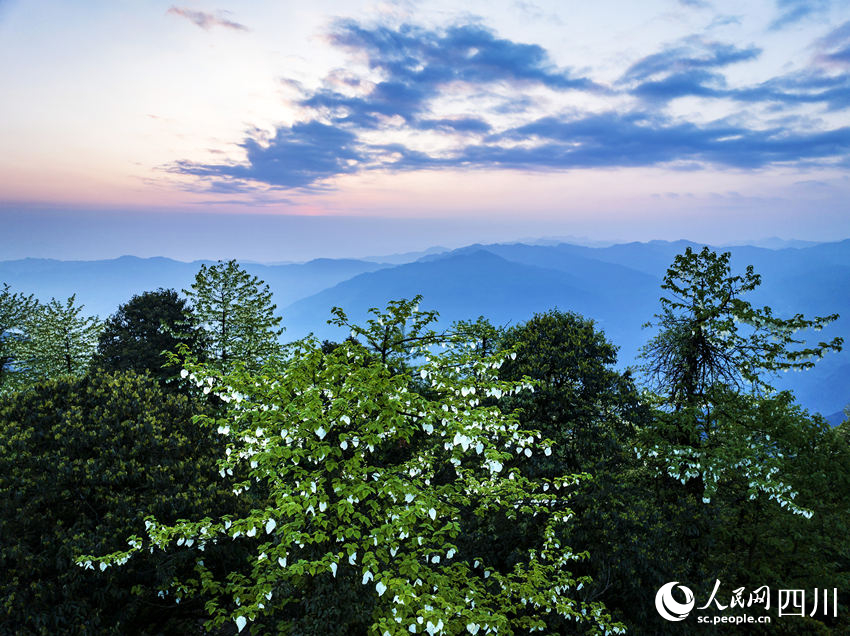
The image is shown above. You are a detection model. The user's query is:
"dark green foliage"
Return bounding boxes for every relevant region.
[494,310,691,632]
[92,288,206,387]
[499,309,638,475]
[707,395,850,633]
[0,372,233,635]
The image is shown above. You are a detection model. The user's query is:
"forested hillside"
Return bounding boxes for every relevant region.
[1,247,848,634]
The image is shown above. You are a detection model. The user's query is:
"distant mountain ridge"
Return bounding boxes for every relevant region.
[1,239,847,417]
[0,255,389,318]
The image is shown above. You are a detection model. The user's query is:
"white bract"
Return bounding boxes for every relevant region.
[76,301,619,635]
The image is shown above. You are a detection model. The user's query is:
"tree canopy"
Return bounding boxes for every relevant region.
[499,309,640,475]
[641,246,842,406]
[92,288,206,387]
[17,295,101,384]
[2,248,848,634]
[0,282,38,394]
[0,371,235,634]
[184,260,283,370]
[637,247,845,513]
[80,300,624,635]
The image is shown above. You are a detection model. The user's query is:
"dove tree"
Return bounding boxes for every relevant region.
[638,247,844,515]
[79,300,624,635]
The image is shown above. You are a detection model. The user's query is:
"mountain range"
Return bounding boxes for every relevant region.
[2,239,847,421]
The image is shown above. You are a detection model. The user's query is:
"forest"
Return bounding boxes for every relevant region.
[0,247,848,635]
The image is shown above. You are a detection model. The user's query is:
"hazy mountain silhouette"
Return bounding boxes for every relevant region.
[2,239,847,416]
[282,240,849,416]
[284,249,610,335]
[0,256,388,319]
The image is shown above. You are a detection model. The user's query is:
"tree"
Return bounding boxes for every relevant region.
[625,246,849,630]
[637,247,844,534]
[0,282,38,394]
[330,295,440,373]
[184,260,283,370]
[92,288,206,387]
[499,309,639,476]
[707,398,850,633]
[494,311,692,634]
[641,246,842,408]
[0,371,237,634]
[17,295,102,383]
[82,300,624,635]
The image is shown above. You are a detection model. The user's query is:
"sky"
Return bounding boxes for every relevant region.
[1,0,849,261]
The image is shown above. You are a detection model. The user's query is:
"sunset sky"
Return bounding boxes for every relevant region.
[1,0,849,261]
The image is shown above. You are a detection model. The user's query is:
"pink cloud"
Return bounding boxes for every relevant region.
[167,6,249,31]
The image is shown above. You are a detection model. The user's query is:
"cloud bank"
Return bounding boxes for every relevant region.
[172,19,850,191]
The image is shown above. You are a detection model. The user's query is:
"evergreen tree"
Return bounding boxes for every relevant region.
[184,260,283,370]
[18,295,101,383]
[0,283,38,394]
[499,309,638,476]
[493,311,689,633]
[92,288,205,387]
